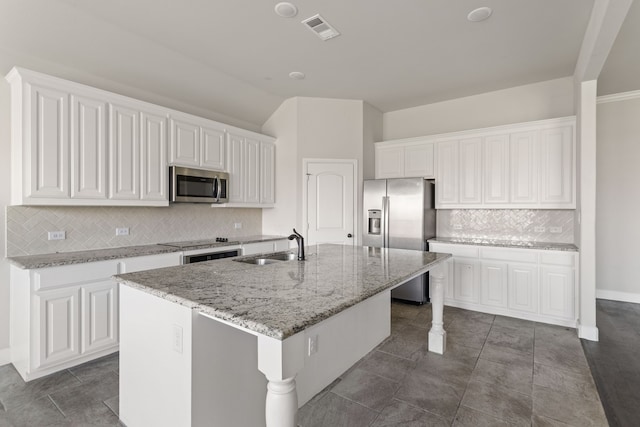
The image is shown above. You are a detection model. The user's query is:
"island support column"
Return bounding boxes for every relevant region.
[428,266,447,354]
[257,333,305,427]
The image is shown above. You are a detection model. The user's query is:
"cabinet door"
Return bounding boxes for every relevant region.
[201,126,226,170]
[36,287,80,368]
[483,134,509,204]
[459,138,482,204]
[244,138,260,204]
[540,126,574,206]
[109,103,140,200]
[169,118,200,167]
[510,131,538,204]
[540,266,574,319]
[404,142,435,178]
[140,111,168,201]
[226,133,245,202]
[481,261,508,308]
[453,258,480,303]
[82,281,118,353]
[375,146,404,179]
[508,263,538,313]
[28,84,70,199]
[260,141,275,204]
[436,140,459,206]
[70,94,107,200]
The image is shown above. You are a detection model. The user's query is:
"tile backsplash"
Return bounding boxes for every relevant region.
[437,209,574,244]
[6,205,263,256]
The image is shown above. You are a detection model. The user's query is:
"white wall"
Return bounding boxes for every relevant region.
[363,102,383,180]
[383,77,575,140]
[596,95,640,302]
[0,79,11,359]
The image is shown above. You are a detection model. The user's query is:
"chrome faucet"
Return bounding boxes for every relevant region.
[288,228,306,261]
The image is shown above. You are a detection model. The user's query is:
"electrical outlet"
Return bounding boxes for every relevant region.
[173,325,183,353]
[308,335,318,356]
[453,224,462,230]
[234,222,242,229]
[550,226,562,233]
[534,226,546,233]
[116,227,130,236]
[47,231,66,241]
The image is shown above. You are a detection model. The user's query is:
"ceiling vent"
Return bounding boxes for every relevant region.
[301,14,340,41]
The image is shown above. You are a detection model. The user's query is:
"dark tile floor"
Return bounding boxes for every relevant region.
[582,299,640,427]
[0,303,613,427]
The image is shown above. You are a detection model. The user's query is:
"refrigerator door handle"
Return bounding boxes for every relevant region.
[383,196,390,248]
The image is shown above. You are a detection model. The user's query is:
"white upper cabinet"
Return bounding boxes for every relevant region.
[458,137,482,204]
[431,117,575,209]
[169,114,226,171]
[109,102,140,201]
[260,141,275,205]
[140,109,168,202]
[226,132,244,203]
[375,140,435,179]
[540,125,574,206]
[244,137,260,204]
[483,134,509,204]
[70,94,107,200]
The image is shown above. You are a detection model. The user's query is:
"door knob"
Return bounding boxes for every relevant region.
[347,233,353,238]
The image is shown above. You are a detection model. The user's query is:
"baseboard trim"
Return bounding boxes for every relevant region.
[578,323,599,341]
[596,290,640,304]
[0,347,10,366]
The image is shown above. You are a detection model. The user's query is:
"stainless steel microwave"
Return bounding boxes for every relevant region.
[169,166,229,203]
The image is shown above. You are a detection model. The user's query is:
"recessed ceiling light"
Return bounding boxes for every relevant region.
[289,71,305,80]
[467,7,492,22]
[275,2,298,18]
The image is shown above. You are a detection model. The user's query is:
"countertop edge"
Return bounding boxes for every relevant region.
[428,238,578,252]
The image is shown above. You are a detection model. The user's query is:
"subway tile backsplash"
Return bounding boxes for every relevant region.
[436,209,574,244]
[6,205,263,256]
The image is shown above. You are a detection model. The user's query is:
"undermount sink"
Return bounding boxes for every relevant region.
[234,252,298,265]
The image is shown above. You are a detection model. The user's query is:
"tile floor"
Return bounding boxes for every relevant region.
[0,303,609,427]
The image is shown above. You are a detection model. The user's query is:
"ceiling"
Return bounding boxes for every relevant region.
[0,0,624,128]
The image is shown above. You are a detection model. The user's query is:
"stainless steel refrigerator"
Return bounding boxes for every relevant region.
[363,178,436,303]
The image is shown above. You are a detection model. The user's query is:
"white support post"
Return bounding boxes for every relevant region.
[257,333,306,427]
[428,266,447,354]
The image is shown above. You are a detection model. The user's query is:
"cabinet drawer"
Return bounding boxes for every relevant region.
[430,244,479,258]
[481,247,538,263]
[540,251,575,267]
[33,261,119,291]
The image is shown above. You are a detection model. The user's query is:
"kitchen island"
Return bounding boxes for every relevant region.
[115,244,451,427]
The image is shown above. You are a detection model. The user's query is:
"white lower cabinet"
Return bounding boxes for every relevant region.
[429,242,577,327]
[10,252,181,381]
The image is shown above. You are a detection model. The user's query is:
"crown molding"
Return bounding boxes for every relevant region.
[597,89,640,104]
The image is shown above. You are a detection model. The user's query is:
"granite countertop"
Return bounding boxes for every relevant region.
[115,244,451,340]
[428,237,578,252]
[6,235,288,269]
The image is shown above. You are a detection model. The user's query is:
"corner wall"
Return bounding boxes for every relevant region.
[0,76,11,362]
[596,94,640,303]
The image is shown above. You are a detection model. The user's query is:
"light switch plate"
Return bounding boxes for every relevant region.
[47,231,66,241]
[173,325,183,353]
[550,226,562,233]
[534,226,546,233]
[308,335,318,356]
[116,227,130,236]
[234,223,242,229]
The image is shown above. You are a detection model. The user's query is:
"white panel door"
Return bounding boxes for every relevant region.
[508,264,538,313]
[404,142,435,178]
[201,126,226,171]
[244,138,260,204]
[141,111,167,201]
[226,133,244,202]
[82,281,118,353]
[260,141,275,204]
[109,103,140,200]
[375,146,404,178]
[459,137,482,204]
[169,118,200,167]
[36,287,80,368]
[453,258,480,303]
[481,261,508,308]
[70,94,107,200]
[540,126,574,206]
[28,83,69,199]
[510,131,538,204]
[436,140,459,206]
[540,266,574,319]
[306,161,356,245]
[483,134,509,204]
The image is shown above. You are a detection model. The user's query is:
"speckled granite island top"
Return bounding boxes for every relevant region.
[115,244,451,340]
[429,237,578,252]
[7,235,287,269]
